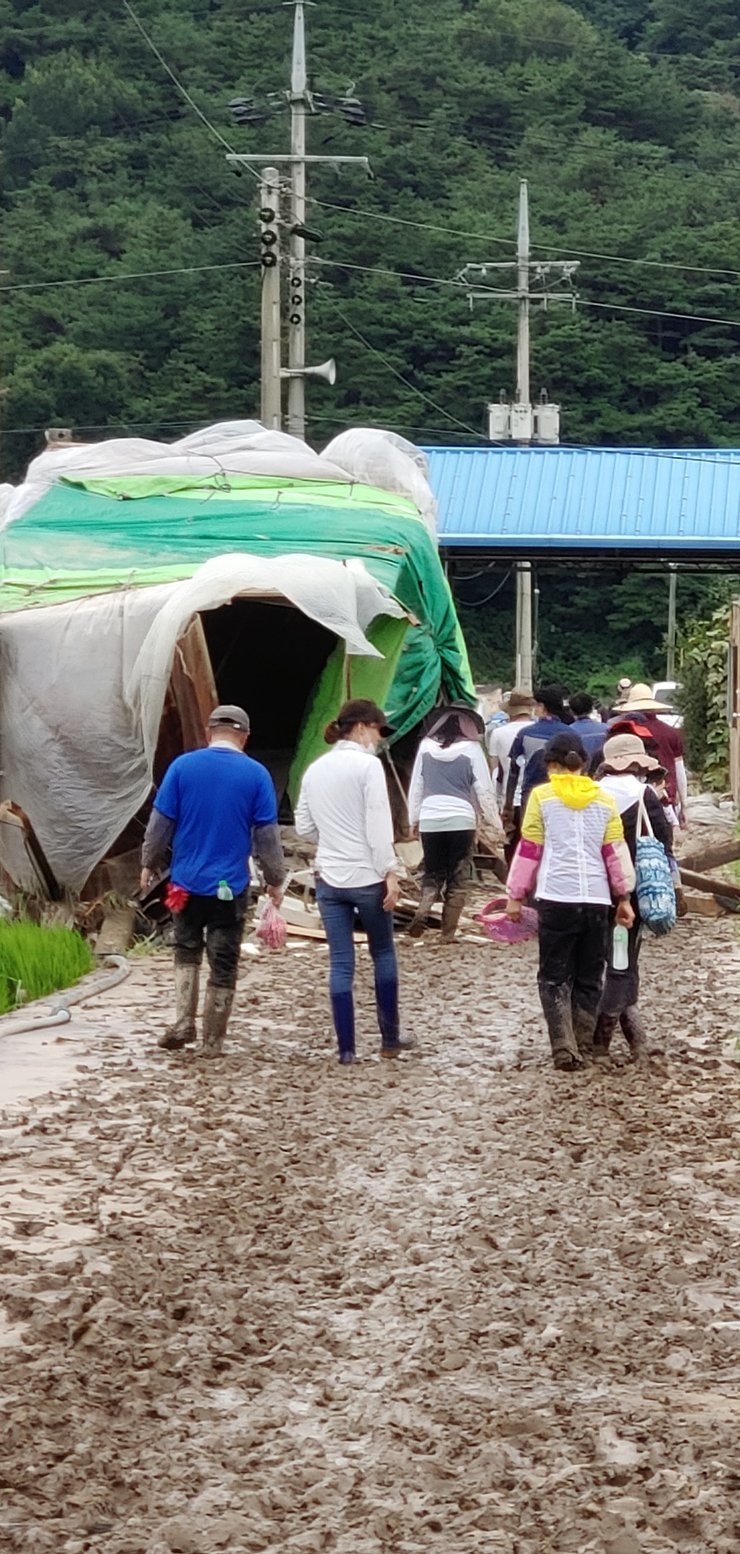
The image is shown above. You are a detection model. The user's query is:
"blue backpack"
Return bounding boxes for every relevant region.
[635,795,676,936]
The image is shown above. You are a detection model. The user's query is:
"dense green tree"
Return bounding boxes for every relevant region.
[2,0,740,482]
[1,0,740,688]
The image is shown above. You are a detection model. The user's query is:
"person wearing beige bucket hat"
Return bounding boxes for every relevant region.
[594,733,674,1063]
[607,683,688,823]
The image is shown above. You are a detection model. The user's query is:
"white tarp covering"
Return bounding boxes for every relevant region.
[0,424,354,528]
[0,420,437,529]
[0,553,404,891]
[323,428,437,536]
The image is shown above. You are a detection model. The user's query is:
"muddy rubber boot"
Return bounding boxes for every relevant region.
[572,1002,599,1064]
[201,984,234,1057]
[538,980,582,1070]
[440,889,466,944]
[593,1011,618,1065]
[158,963,199,1050]
[408,885,438,938]
[620,1004,649,1064]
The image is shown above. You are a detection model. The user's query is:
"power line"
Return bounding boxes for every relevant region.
[313,256,476,291]
[3,246,738,335]
[308,197,740,282]
[315,255,740,332]
[581,298,740,329]
[122,0,262,180]
[317,295,485,439]
[0,260,260,293]
[456,566,516,608]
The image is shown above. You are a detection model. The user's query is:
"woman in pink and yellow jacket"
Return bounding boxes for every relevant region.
[506,731,635,1072]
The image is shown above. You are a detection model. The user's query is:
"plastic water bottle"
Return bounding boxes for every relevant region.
[612,924,629,971]
[217,879,234,902]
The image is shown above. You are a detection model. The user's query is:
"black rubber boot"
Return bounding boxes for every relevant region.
[593,1011,619,1064]
[620,1004,649,1063]
[572,1002,599,1064]
[538,979,583,1070]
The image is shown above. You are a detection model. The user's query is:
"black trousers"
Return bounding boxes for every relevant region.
[504,805,522,869]
[420,829,474,899]
[536,900,610,1064]
[173,891,248,988]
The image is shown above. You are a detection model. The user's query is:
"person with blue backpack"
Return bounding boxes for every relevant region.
[594,732,674,1063]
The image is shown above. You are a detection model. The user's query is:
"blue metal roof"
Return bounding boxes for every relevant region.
[423,446,740,552]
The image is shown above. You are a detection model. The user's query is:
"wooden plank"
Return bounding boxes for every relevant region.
[677,838,740,873]
[170,615,218,751]
[679,866,740,900]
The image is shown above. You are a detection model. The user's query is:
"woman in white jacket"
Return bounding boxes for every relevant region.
[296,698,411,1065]
[407,703,502,942]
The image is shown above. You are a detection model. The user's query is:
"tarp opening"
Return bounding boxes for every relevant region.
[199,598,336,810]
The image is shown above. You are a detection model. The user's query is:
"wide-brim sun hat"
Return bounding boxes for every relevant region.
[426,701,486,738]
[602,732,661,772]
[619,682,672,714]
[507,690,535,715]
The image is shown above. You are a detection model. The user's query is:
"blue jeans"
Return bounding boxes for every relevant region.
[316,879,400,1057]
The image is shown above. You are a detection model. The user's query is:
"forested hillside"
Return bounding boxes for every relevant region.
[2,0,739,481]
[1,1,739,688]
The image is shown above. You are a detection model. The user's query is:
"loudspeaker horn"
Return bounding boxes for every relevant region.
[280,358,337,386]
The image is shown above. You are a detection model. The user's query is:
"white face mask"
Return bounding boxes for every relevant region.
[358,724,382,752]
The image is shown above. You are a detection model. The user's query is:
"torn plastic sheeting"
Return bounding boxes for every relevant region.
[0,553,405,893]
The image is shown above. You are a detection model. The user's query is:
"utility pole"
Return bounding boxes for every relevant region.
[460,181,579,691]
[227,2,371,439]
[515,185,532,691]
[460,181,579,445]
[516,180,530,411]
[666,564,678,681]
[259,168,282,430]
[287,0,308,439]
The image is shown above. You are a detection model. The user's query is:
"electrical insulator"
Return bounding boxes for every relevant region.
[259,203,280,269]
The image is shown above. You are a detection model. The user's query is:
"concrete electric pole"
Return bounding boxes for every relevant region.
[259,168,282,430]
[227,1,370,437]
[287,1,308,439]
[460,181,580,691]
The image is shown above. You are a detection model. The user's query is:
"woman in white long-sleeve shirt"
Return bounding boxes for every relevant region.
[295,698,410,1065]
[407,703,502,941]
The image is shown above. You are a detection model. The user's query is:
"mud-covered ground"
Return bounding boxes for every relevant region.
[2,914,740,1554]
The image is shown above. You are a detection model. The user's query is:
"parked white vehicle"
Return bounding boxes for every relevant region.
[652,680,683,729]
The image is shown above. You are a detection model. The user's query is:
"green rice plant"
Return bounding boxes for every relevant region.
[0,921,94,1016]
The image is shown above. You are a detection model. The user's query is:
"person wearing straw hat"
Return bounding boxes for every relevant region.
[594,733,673,1063]
[607,683,687,823]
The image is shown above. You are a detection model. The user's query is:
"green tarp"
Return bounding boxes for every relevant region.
[0,474,474,757]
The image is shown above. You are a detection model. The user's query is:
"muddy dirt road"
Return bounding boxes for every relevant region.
[1,916,740,1553]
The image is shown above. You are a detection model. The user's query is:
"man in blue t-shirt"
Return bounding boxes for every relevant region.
[141,704,285,1056]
